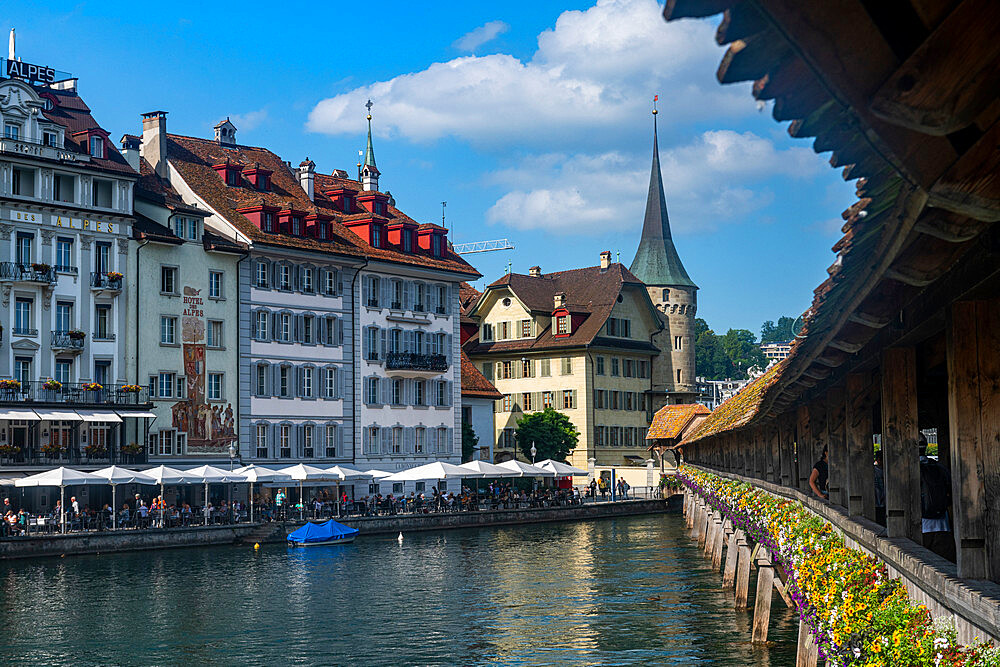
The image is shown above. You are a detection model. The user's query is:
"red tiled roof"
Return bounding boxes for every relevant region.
[461,351,502,399]
[165,134,479,277]
[646,404,711,440]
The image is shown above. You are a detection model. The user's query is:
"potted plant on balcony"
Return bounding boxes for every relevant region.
[0,379,20,391]
[84,443,107,457]
[121,442,143,455]
[81,382,103,391]
[0,444,19,457]
[31,262,51,274]
[42,378,62,391]
[68,329,86,340]
[41,442,67,457]
[106,271,123,281]
[121,384,142,393]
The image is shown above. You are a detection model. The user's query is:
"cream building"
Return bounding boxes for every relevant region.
[465,254,663,469]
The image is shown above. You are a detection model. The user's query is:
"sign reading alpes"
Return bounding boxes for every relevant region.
[6,58,55,84]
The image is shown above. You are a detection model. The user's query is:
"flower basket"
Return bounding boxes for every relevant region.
[81,382,103,391]
[121,442,143,455]
[42,379,62,391]
[0,444,20,457]
[121,384,143,393]
[68,330,86,340]
[84,444,107,457]
[41,442,67,456]
[106,271,123,280]
[31,263,51,273]
[0,379,21,391]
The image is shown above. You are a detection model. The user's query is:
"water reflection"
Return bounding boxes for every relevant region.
[0,515,797,665]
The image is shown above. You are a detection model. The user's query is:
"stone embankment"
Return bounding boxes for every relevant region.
[1,497,680,560]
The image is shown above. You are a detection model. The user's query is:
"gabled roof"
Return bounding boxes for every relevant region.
[135,158,207,217]
[461,351,502,400]
[629,118,696,289]
[164,133,479,277]
[646,403,711,440]
[465,263,661,354]
[679,363,784,446]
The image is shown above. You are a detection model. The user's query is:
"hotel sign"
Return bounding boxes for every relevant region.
[6,59,56,84]
[10,209,119,235]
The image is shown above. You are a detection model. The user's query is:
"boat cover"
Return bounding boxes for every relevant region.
[286,519,359,544]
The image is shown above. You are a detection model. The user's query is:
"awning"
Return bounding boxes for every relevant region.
[75,410,123,423]
[33,409,83,421]
[117,410,158,419]
[0,409,41,420]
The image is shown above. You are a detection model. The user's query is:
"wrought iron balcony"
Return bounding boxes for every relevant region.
[51,330,85,352]
[90,271,123,291]
[0,381,149,406]
[385,352,448,374]
[0,262,56,283]
[54,264,78,275]
[12,327,38,337]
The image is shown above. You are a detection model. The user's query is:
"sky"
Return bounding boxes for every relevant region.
[4,0,856,335]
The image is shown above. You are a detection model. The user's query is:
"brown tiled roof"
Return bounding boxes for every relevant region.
[166,134,479,277]
[466,263,660,354]
[459,281,481,325]
[135,158,206,216]
[646,404,711,440]
[37,86,135,176]
[461,351,502,400]
[679,363,784,446]
[133,212,182,245]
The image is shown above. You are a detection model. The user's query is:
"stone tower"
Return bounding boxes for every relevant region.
[629,110,699,409]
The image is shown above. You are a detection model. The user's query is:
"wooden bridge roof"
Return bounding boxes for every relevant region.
[670,0,1000,445]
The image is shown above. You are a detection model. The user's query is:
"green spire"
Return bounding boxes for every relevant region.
[364,99,376,169]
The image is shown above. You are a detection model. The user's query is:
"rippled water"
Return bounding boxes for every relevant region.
[0,514,798,665]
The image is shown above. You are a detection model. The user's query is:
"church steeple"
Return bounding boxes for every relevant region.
[361,99,380,191]
[629,107,696,289]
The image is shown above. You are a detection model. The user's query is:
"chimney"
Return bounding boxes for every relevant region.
[529,266,541,277]
[140,111,168,180]
[554,292,566,309]
[119,134,141,172]
[298,158,316,201]
[600,250,611,270]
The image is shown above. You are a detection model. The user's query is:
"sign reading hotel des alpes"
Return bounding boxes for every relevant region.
[171,285,235,453]
[9,209,119,235]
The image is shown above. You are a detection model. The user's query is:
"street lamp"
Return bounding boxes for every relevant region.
[228,442,237,471]
[228,442,237,524]
[530,442,536,464]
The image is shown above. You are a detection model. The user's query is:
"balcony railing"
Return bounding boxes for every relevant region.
[0,381,149,405]
[51,330,85,351]
[93,331,116,342]
[90,272,123,291]
[54,264,78,275]
[0,447,147,467]
[385,352,448,372]
[0,262,56,283]
[12,327,38,337]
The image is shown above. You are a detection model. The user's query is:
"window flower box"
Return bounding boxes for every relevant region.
[84,444,107,457]
[0,379,21,391]
[68,330,86,340]
[121,384,143,393]
[121,442,143,455]
[106,271,123,280]
[0,444,20,457]
[42,379,62,391]
[41,442,67,456]
[31,263,51,273]
[81,382,103,391]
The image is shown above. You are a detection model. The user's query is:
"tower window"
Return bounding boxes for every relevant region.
[674,336,682,350]
[662,288,670,301]
[676,369,682,383]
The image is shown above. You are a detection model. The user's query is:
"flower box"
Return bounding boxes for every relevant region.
[81,382,103,391]
[121,442,143,455]
[121,384,143,393]
[0,379,21,390]
[68,330,86,340]
[0,444,20,456]
[106,271,123,280]
[41,443,67,456]
[31,263,51,273]
[84,444,107,457]
[42,379,62,391]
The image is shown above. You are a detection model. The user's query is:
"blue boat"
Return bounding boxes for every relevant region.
[287,520,359,546]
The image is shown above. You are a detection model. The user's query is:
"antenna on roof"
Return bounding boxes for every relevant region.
[441,201,447,235]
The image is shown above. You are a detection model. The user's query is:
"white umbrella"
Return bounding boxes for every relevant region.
[143,465,197,528]
[184,465,248,525]
[234,465,292,523]
[536,459,589,476]
[364,469,393,479]
[385,462,483,509]
[91,466,157,530]
[460,460,519,509]
[496,460,556,478]
[321,465,372,517]
[277,464,343,520]
[15,467,105,533]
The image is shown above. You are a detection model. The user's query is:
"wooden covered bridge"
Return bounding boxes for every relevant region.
[657,0,1000,662]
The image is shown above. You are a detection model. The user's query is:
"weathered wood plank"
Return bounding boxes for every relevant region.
[977,300,1000,582]
[796,619,818,667]
[796,405,811,490]
[869,0,1000,135]
[664,0,732,20]
[735,535,752,609]
[723,528,738,590]
[716,3,768,45]
[845,372,877,521]
[717,30,793,85]
[779,412,796,487]
[808,399,828,498]
[929,119,1000,222]
[881,346,923,543]
[826,386,848,508]
[752,547,775,643]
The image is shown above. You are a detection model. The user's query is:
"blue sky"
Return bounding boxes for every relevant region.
[5,0,855,334]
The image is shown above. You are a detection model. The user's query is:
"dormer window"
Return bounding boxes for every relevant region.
[44,131,58,147]
[89,136,104,158]
[556,315,570,336]
[318,222,327,240]
[403,229,413,252]
[227,170,239,186]
[4,123,20,140]
[372,224,383,248]
[263,212,274,233]
[214,161,243,187]
[291,216,302,236]
[431,234,442,257]
[342,196,352,213]
[243,166,272,191]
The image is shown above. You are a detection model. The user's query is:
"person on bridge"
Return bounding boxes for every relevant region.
[809,447,829,500]
[918,434,954,562]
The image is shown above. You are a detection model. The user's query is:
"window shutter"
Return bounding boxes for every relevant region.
[381,427,390,454]
[447,381,454,406]
[250,310,259,338]
[445,334,452,357]
[337,318,344,345]
[572,389,578,409]
[380,377,390,405]
[337,424,345,457]
[362,276,370,304]
[362,426,369,453]
[362,328,370,359]
[380,277,390,308]
[379,328,387,360]
[338,368,346,400]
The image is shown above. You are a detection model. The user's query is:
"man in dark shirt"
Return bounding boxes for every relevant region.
[809,447,829,500]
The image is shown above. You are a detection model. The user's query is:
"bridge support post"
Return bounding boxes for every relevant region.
[734,532,752,609]
[697,505,710,549]
[704,512,718,556]
[711,516,725,570]
[722,526,738,590]
[751,547,774,643]
[795,619,818,667]
[690,499,702,539]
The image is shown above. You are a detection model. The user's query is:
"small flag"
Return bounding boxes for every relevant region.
[654,94,658,101]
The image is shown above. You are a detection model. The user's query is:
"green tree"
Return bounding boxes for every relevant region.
[761,316,796,344]
[514,407,579,462]
[721,328,767,379]
[694,318,728,380]
[461,421,479,462]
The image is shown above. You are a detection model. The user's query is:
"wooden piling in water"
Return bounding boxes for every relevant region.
[752,547,775,644]
[796,619,819,667]
[704,512,717,556]
[735,533,752,610]
[722,526,738,590]
[711,517,725,570]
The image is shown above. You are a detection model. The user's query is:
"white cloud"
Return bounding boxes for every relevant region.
[227,109,268,131]
[485,131,820,234]
[453,20,509,52]
[307,0,749,147]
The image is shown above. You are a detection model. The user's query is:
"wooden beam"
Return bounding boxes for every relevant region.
[751,547,775,644]
[717,30,792,85]
[945,300,997,580]
[914,211,987,243]
[869,0,1000,135]
[829,339,866,353]
[845,372,877,521]
[778,411,796,487]
[929,119,1000,222]
[808,399,828,497]
[848,311,892,329]
[716,3,768,45]
[881,347,923,543]
[885,264,947,287]
[664,0,732,20]
[827,386,848,509]
[796,620,819,667]
[796,405,811,490]
[767,422,779,483]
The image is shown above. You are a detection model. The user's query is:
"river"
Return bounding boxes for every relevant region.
[0,514,798,665]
